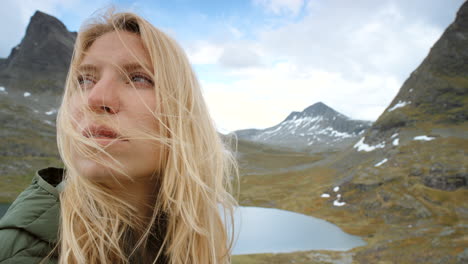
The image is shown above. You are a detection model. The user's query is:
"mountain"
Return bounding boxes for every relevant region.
[0,11,76,94]
[0,11,71,202]
[352,0,467,152]
[334,0,468,191]
[235,102,372,152]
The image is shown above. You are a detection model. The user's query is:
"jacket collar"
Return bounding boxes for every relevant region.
[0,167,64,243]
[37,167,66,197]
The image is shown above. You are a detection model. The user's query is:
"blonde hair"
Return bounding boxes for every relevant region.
[54,10,238,264]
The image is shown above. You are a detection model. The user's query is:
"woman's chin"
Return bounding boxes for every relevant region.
[76,157,127,183]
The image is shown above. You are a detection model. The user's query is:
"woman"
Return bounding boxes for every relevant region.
[0,10,238,264]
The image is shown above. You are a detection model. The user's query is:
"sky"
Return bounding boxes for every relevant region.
[0,0,465,132]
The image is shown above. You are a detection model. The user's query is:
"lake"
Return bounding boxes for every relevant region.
[230,206,366,255]
[0,204,366,255]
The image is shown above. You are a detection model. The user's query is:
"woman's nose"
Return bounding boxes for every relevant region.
[87,76,120,114]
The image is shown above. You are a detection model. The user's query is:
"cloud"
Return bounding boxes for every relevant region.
[256,0,444,81]
[194,0,463,130]
[186,41,225,65]
[253,0,305,16]
[218,44,263,69]
[202,61,401,131]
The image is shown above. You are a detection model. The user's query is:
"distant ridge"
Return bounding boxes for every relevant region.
[235,102,372,152]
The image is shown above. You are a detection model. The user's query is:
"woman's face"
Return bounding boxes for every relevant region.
[69,30,164,182]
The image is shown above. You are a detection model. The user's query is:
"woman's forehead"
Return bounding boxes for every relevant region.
[79,31,153,72]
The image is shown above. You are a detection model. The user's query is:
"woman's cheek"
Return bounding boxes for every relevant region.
[68,96,85,127]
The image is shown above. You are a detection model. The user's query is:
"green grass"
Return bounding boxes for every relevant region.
[0,156,62,203]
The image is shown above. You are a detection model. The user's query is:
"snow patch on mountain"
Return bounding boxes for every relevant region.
[375,158,388,167]
[414,135,435,141]
[354,137,385,152]
[388,100,410,112]
[45,109,57,115]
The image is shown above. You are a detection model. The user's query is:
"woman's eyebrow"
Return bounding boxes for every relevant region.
[76,64,99,74]
[123,62,153,74]
[76,63,152,74]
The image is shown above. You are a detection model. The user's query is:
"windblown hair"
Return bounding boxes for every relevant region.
[54,10,238,264]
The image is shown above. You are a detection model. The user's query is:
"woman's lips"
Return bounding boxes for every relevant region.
[92,137,122,146]
[82,125,128,145]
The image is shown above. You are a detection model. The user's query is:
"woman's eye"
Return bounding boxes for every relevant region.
[129,73,154,87]
[77,75,95,89]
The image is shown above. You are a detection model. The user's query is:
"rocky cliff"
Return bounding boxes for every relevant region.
[0,11,75,93]
[362,0,467,144]
[337,2,468,191]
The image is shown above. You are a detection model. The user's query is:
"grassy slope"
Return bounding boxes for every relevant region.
[233,123,467,264]
[0,94,61,203]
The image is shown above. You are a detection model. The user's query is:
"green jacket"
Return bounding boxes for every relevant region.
[0,167,64,264]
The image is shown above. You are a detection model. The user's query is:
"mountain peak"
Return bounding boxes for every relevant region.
[0,10,76,93]
[306,101,328,110]
[236,102,372,152]
[303,102,341,116]
[26,10,69,37]
[32,10,57,20]
[281,102,349,123]
[456,1,468,25]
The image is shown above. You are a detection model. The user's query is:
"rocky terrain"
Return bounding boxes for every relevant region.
[235,102,372,153]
